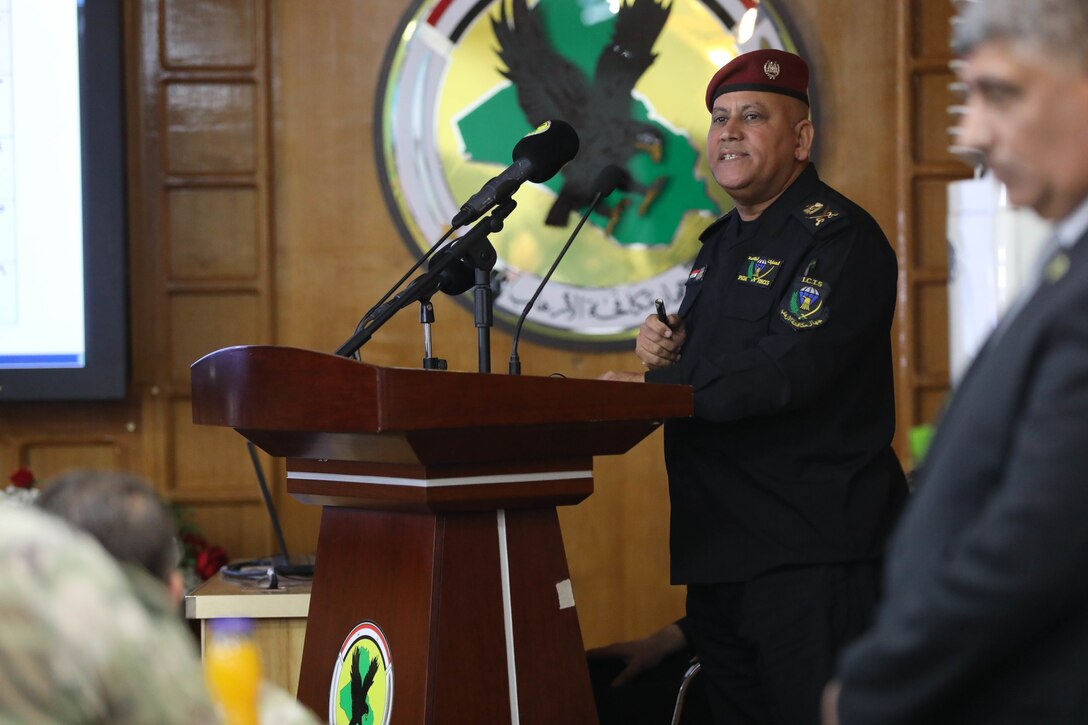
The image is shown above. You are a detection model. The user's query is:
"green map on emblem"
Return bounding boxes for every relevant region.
[338,681,374,725]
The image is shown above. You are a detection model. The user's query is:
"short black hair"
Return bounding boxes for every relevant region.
[37,470,179,583]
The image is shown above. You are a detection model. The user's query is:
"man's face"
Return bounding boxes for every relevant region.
[706,91,812,216]
[956,40,1088,220]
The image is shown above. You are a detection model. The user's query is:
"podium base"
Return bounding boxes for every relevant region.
[296,506,598,724]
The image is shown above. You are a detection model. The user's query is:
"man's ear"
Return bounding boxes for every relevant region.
[795,118,814,162]
[167,569,185,606]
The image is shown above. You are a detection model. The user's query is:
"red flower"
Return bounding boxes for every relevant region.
[195,545,229,580]
[9,467,34,489]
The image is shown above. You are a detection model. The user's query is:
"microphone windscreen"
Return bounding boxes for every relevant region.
[591,164,630,198]
[512,119,580,183]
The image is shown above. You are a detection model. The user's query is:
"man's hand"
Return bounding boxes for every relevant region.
[586,623,688,687]
[636,313,687,370]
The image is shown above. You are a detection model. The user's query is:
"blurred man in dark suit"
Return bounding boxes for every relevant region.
[827,1,1088,722]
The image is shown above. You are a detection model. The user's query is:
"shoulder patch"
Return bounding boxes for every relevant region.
[794,200,846,234]
[779,273,830,329]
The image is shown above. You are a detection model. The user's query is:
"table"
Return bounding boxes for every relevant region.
[185,575,311,696]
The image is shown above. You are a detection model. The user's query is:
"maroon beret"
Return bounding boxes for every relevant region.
[705,49,809,111]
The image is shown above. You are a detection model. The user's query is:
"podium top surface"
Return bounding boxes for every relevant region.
[191,345,692,434]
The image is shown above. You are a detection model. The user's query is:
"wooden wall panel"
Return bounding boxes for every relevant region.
[168,293,261,384]
[896,0,969,465]
[164,83,257,173]
[913,178,952,268]
[25,443,124,483]
[163,0,256,68]
[0,399,143,490]
[167,188,260,279]
[169,399,260,499]
[915,284,950,379]
[185,502,272,562]
[914,71,961,165]
[124,0,276,562]
[915,387,949,428]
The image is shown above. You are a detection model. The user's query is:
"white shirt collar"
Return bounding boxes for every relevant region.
[1055,195,1088,249]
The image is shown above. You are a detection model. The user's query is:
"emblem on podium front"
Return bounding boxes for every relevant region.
[330,622,393,725]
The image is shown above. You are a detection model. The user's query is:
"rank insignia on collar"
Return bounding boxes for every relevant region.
[688,266,706,283]
[779,275,830,329]
[737,255,783,287]
[1045,251,1070,283]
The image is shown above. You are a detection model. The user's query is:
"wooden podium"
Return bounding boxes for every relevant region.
[192,345,692,724]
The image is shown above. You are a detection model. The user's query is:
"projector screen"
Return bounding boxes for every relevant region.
[0,0,127,401]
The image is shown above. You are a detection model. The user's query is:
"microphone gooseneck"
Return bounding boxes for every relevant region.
[508,164,629,374]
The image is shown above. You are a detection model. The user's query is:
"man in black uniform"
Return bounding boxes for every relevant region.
[600,49,907,725]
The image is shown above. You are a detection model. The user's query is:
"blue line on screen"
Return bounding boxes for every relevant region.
[0,354,84,368]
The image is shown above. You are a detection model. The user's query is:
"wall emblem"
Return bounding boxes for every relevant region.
[330,622,393,725]
[376,0,808,346]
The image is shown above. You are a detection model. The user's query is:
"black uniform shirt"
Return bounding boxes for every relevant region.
[647,164,907,583]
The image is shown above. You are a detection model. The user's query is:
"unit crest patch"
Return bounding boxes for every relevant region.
[737,255,783,287]
[780,274,830,329]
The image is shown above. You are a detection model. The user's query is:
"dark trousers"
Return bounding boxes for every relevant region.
[686,562,881,725]
[590,648,712,725]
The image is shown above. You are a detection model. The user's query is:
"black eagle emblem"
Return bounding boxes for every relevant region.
[348,647,380,725]
[492,0,672,230]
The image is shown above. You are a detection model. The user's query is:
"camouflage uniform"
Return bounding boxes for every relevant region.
[0,503,217,723]
[0,504,320,724]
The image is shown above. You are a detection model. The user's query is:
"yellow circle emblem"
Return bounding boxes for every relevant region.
[377,0,807,345]
[329,622,393,725]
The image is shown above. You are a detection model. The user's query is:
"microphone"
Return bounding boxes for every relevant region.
[451,119,580,229]
[508,164,629,374]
